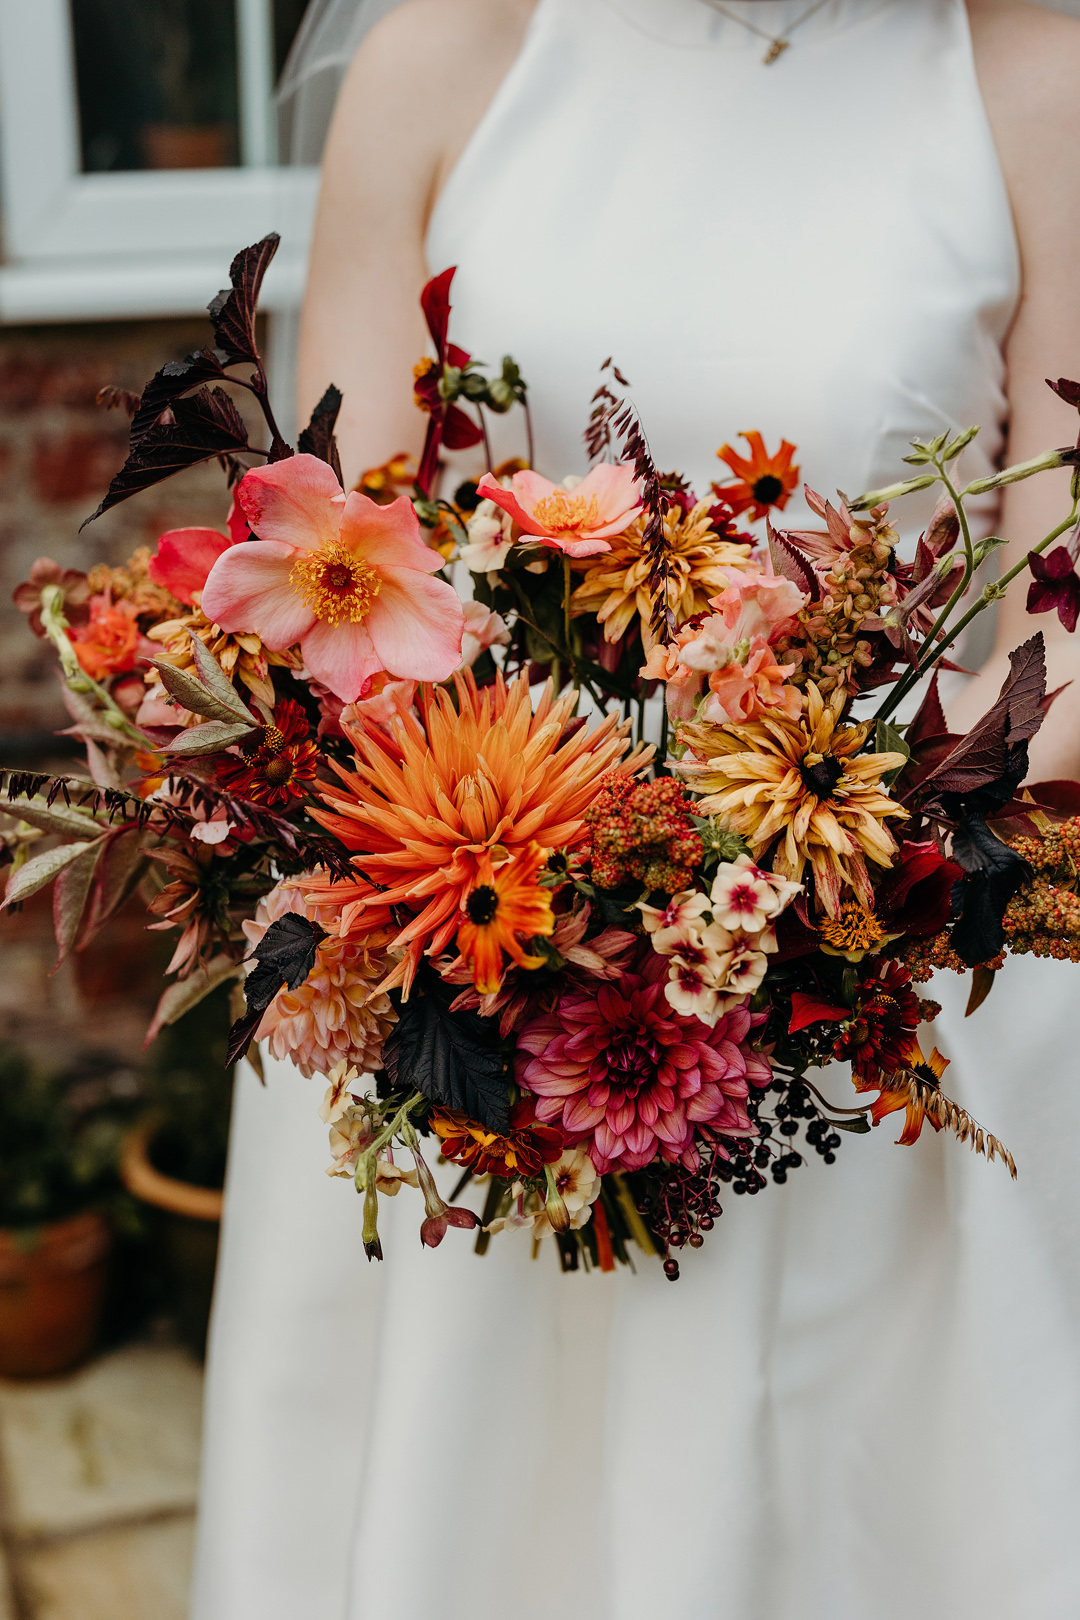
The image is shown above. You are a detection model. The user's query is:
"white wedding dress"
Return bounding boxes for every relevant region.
[191,3,1080,1617]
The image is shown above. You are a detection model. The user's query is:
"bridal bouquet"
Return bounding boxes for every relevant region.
[7,237,1080,1277]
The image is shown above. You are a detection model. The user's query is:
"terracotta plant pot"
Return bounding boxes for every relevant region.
[120,1119,223,1358]
[0,1211,111,1378]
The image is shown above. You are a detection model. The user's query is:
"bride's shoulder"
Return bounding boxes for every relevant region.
[352,0,536,81]
[967,0,1080,101]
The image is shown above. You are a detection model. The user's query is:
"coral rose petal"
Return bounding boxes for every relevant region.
[148,528,233,604]
[367,570,464,680]
[201,541,316,648]
[340,493,443,573]
[236,453,344,553]
[301,617,384,703]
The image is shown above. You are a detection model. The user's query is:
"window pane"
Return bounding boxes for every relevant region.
[273,0,309,82]
[71,0,240,172]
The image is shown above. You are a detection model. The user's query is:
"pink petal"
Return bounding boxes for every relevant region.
[201,541,315,648]
[475,473,539,532]
[340,494,442,574]
[300,617,382,703]
[366,571,464,680]
[236,454,343,554]
[148,528,232,604]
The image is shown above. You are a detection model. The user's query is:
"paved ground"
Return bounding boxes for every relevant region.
[0,1345,202,1620]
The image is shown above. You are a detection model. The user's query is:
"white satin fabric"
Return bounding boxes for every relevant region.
[192,4,1080,1617]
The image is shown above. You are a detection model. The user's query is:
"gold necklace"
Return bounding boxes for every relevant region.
[699,0,833,64]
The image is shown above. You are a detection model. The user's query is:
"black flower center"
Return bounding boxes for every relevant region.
[241,724,285,764]
[751,474,784,505]
[799,755,844,799]
[467,885,499,925]
[264,756,295,788]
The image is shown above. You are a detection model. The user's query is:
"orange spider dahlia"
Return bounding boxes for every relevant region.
[713,432,799,521]
[309,669,649,994]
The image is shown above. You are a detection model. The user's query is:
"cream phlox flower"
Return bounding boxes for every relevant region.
[485,1148,601,1238]
[458,498,515,574]
[638,890,711,938]
[665,957,721,1025]
[709,853,801,934]
[458,599,511,669]
[319,1059,360,1125]
[374,1158,420,1197]
[326,1103,374,1177]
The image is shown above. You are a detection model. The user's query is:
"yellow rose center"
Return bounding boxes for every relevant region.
[530,490,600,534]
[290,540,381,627]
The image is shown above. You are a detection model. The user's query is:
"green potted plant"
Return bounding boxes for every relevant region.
[0,1047,137,1377]
[119,984,234,1357]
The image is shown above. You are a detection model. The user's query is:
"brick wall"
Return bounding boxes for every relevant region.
[0,318,256,1064]
[0,318,255,747]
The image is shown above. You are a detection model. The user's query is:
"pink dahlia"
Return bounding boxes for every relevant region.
[200,453,464,702]
[515,949,771,1173]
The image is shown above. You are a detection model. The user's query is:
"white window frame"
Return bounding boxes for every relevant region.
[0,0,318,323]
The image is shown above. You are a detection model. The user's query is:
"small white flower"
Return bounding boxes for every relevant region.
[319,1059,360,1125]
[665,958,721,1025]
[638,890,711,940]
[710,853,793,933]
[458,500,514,572]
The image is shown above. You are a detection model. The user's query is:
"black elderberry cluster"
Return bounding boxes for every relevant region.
[630,1074,844,1280]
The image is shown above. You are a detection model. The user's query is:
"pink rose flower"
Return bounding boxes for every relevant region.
[475,463,641,559]
[516,949,771,1173]
[200,453,465,702]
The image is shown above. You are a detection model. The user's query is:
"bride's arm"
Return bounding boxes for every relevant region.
[956,0,1080,777]
[297,0,535,489]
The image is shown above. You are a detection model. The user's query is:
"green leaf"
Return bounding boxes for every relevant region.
[830,1115,871,1134]
[148,658,253,725]
[52,841,106,966]
[145,955,244,1047]
[875,718,910,787]
[4,841,96,906]
[186,632,256,723]
[0,797,103,840]
[163,720,257,757]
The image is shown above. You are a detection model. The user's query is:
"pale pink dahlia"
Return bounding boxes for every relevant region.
[242,882,396,1079]
[515,950,771,1173]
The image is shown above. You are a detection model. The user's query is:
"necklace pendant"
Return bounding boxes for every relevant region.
[763,37,790,64]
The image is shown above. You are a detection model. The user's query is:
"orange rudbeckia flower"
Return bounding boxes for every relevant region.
[457,842,555,994]
[868,1044,949,1146]
[713,431,800,521]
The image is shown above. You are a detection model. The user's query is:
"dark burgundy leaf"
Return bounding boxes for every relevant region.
[226,911,326,1063]
[82,387,251,527]
[767,524,819,600]
[949,814,1031,966]
[908,671,950,748]
[921,634,1046,800]
[1022,779,1080,816]
[381,961,512,1132]
[128,347,229,446]
[297,385,344,485]
[208,234,280,366]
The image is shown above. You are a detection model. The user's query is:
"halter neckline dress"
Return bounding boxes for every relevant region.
[192,4,1080,1617]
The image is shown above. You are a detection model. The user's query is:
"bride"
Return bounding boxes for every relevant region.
[192,3,1080,1618]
